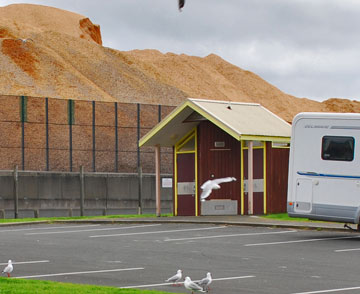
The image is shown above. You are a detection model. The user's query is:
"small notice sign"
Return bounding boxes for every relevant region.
[162,178,173,188]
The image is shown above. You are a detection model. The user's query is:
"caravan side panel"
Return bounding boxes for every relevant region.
[287,113,360,224]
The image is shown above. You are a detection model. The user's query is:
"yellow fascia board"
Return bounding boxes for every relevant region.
[240,135,291,143]
[240,140,244,215]
[139,101,192,147]
[188,102,241,141]
[263,144,267,214]
[176,128,196,151]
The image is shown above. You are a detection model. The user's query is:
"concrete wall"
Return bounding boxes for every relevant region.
[0,170,173,218]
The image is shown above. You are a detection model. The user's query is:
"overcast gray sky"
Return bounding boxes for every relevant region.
[2,0,360,102]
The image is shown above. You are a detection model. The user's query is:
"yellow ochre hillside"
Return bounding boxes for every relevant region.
[1,3,359,122]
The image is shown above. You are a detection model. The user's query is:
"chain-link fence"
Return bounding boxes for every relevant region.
[0,95,175,174]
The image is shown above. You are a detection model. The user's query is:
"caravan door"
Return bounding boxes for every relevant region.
[294,178,313,213]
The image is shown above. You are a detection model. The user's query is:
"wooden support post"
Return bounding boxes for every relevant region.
[80,166,85,216]
[248,141,254,215]
[13,165,19,219]
[155,145,161,217]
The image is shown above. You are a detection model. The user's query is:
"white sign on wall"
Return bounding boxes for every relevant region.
[162,178,173,188]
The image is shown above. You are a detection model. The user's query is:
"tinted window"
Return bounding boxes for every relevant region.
[322,136,354,161]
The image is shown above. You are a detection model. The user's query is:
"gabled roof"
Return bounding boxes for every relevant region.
[139,98,291,147]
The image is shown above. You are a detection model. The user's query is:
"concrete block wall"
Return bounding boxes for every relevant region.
[0,170,173,218]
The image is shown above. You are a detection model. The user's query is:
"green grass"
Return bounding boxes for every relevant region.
[261,213,316,222]
[0,214,172,224]
[0,277,182,294]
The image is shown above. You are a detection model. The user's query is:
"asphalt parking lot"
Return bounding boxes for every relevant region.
[1,222,360,294]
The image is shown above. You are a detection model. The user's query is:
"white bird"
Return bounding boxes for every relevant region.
[200,177,237,201]
[197,272,212,291]
[166,269,182,286]
[2,260,13,277]
[16,38,34,44]
[184,276,206,293]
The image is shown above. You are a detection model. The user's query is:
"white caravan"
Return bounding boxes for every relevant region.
[287,112,360,227]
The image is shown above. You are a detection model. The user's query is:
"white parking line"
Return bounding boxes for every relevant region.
[245,235,360,246]
[291,285,360,294]
[335,248,360,252]
[0,260,50,266]
[15,267,144,279]
[0,224,100,233]
[25,224,162,235]
[89,226,227,238]
[120,275,255,289]
[164,230,297,242]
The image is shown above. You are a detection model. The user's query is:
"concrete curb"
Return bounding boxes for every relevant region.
[52,218,352,232]
[0,220,49,227]
[0,217,354,232]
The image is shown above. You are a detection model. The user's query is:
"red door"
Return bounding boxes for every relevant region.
[176,153,196,216]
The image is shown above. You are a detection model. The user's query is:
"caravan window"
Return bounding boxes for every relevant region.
[321,136,354,161]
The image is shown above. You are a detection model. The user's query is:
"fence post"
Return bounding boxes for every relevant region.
[92,101,96,172]
[138,166,143,215]
[155,145,161,217]
[45,98,49,171]
[13,165,19,219]
[20,96,26,170]
[80,166,85,216]
[114,102,119,172]
[137,103,142,215]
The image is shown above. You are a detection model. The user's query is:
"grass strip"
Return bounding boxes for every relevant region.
[261,213,321,222]
[0,277,182,294]
[0,214,172,224]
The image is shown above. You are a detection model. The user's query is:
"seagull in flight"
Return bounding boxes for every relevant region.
[2,260,13,277]
[178,0,185,11]
[166,269,182,286]
[16,38,34,44]
[200,177,237,201]
[184,276,206,293]
[197,272,212,291]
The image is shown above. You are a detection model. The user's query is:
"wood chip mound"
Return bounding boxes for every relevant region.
[1,3,360,123]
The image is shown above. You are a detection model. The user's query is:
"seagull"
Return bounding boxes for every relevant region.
[197,272,212,291]
[166,269,182,286]
[16,38,34,44]
[2,260,13,277]
[178,0,185,11]
[184,276,206,293]
[200,177,237,202]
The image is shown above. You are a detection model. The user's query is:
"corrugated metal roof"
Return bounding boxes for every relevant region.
[139,98,291,147]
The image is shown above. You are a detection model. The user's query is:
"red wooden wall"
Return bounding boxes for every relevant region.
[265,142,290,213]
[197,121,242,214]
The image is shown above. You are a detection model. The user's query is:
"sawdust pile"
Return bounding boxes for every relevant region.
[1,3,360,122]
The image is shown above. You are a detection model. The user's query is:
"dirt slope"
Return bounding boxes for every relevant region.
[1,3,359,122]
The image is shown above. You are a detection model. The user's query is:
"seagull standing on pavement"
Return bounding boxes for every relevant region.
[200,177,237,201]
[184,276,206,293]
[166,269,182,286]
[2,260,13,277]
[197,272,212,291]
